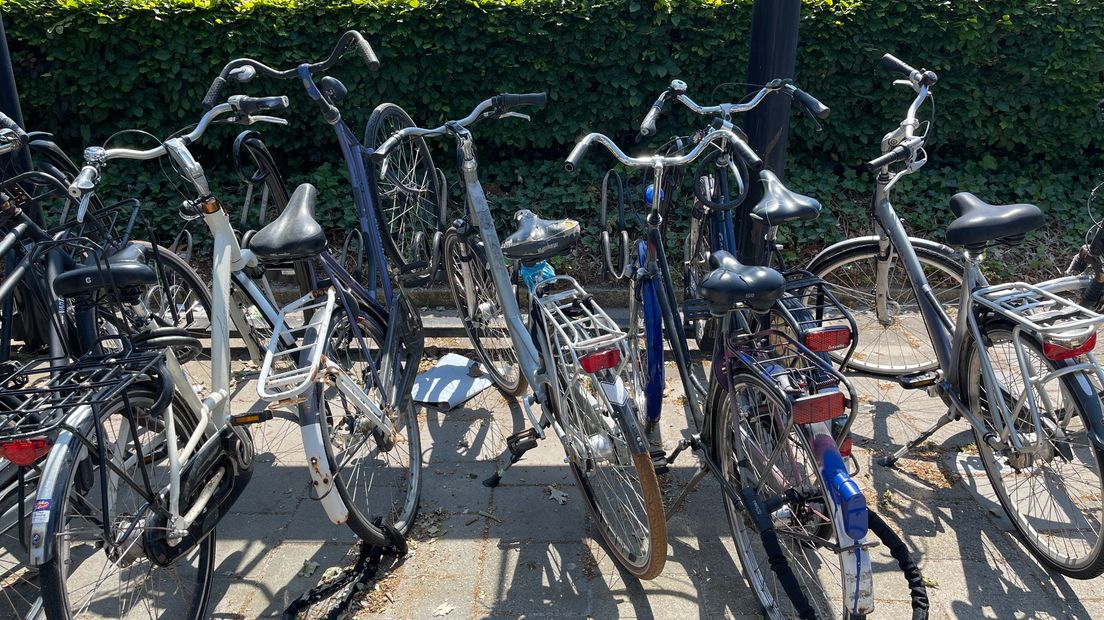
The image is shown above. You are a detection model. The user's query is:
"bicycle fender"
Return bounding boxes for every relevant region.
[1067,370,1104,452]
[806,234,959,272]
[299,417,350,524]
[28,406,96,566]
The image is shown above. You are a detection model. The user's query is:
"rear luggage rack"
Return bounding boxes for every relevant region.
[972,281,1104,341]
[257,287,337,401]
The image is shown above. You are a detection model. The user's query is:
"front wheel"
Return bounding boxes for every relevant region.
[962,322,1104,578]
[302,304,422,541]
[710,376,855,618]
[441,229,526,395]
[808,237,963,376]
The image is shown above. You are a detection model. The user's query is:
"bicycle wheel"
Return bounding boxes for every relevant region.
[39,387,215,619]
[441,229,526,395]
[364,103,444,270]
[961,321,1104,578]
[683,209,716,352]
[710,376,856,619]
[808,237,962,376]
[540,314,667,579]
[301,303,422,540]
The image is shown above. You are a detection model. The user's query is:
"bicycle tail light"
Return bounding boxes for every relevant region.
[791,390,846,425]
[0,437,52,466]
[803,325,852,353]
[1043,331,1097,361]
[580,349,622,374]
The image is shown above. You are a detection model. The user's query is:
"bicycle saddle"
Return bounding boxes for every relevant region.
[53,242,158,299]
[698,250,785,314]
[945,192,1044,248]
[502,209,580,263]
[750,170,821,226]
[248,183,327,262]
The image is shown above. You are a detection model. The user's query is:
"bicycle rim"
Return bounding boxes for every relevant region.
[39,388,214,619]
[712,377,849,618]
[442,229,525,394]
[964,325,1104,577]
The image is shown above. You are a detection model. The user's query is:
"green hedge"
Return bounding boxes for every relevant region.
[5,0,1104,277]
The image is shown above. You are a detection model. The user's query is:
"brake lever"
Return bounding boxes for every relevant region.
[500,111,531,122]
[76,193,92,224]
[240,115,289,126]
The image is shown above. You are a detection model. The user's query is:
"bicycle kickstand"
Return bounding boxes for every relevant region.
[881,408,956,467]
[483,426,544,488]
[664,435,710,518]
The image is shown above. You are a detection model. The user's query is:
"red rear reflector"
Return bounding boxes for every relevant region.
[0,437,52,466]
[792,391,846,425]
[839,436,853,458]
[580,349,622,373]
[803,326,852,353]
[1043,332,1097,361]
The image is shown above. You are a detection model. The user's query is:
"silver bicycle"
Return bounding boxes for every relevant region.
[812,54,1104,579]
[374,93,670,579]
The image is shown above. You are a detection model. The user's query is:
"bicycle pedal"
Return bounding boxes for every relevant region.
[682,298,712,321]
[650,449,669,475]
[897,370,938,390]
[507,428,540,454]
[230,410,274,426]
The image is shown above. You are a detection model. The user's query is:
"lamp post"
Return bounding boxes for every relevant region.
[738,0,801,266]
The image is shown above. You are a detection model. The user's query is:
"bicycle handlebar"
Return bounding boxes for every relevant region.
[202,30,379,109]
[564,127,756,173]
[0,112,29,151]
[881,53,938,87]
[372,92,547,158]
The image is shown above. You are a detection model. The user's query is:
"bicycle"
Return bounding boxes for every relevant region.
[567,121,884,616]
[373,93,670,579]
[811,54,1104,579]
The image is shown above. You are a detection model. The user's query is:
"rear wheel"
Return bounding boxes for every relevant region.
[0,467,42,619]
[542,323,667,579]
[303,305,422,540]
[962,323,1104,578]
[441,229,526,395]
[39,388,214,619]
[364,103,443,271]
[711,376,852,619]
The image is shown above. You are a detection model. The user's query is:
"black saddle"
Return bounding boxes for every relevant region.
[249,183,327,262]
[502,210,580,263]
[945,192,1044,248]
[697,251,785,314]
[750,170,821,226]
[53,242,157,299]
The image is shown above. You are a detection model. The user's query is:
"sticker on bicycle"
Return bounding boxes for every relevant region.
[32,499,51,524]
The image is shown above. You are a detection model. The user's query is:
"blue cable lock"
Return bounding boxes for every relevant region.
[520,261,554,291]
[813,434,868,541]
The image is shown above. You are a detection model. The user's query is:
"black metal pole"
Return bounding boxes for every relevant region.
[0,14,31,178]
[737,0,801,266]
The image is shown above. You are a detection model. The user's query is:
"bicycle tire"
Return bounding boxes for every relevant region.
[364,103,444,271]
[709,374,856,618]
[540,321,667,579]
[807,237,963,376]
[961,320,1104,578]
[299,303,422,542]
[38,386,215,619]
[441,228,526,395]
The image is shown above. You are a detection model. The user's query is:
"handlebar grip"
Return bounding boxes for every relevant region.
[866,144,911,171]
[880,54,917,77]
[731,137,764,171]
[0,112,28,145]
[202,76,228,111]
[636,96,666,143]
[496,93,548,110]
[69,166,98,198]
[791,87,830,120]
[351,32,380,71]
[234,95,290,115]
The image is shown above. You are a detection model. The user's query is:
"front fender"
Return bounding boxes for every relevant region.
[806,234,959,273]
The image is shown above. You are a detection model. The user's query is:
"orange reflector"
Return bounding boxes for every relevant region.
[580,349,622,373]
[839,436,853,458]
[792,391,846,425]
[0,437,52,466]
[1043,332,1097,361]
[803,326,852,353]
